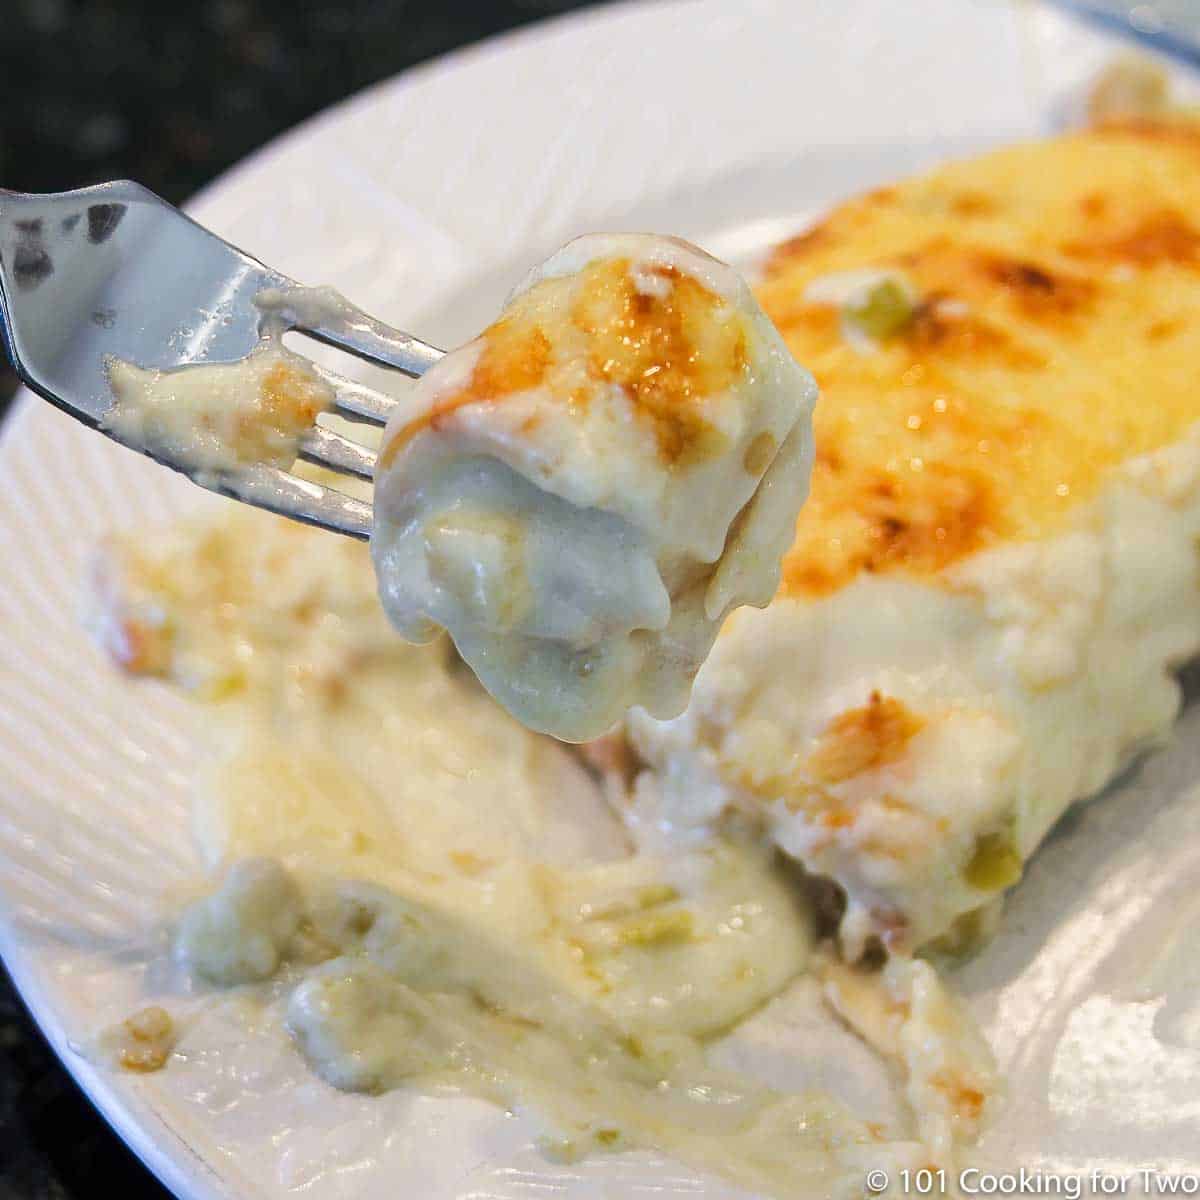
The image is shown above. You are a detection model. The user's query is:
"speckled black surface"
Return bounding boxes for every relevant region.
[0,3,601,1196]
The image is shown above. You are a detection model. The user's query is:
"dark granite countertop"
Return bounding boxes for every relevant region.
[0,3,600,1196]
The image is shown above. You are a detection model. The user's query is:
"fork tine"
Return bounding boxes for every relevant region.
[262,285,445,378]
[299,424,376,480]
[217,465,372,540]
[309,363,401,427]
[302,318,445,377]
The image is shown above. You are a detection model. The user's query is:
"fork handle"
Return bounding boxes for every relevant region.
[0,188,20,362]
[0,288,14,376]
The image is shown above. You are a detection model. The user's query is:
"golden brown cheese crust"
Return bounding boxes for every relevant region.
[806,692,926,785]
[755,123,1200,597]
[716,692,940,858]
[379,257,751,470]
[111,1006,176,1073]
[251,361,331,457]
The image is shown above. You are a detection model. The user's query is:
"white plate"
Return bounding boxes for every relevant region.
[3,2,1200,1197]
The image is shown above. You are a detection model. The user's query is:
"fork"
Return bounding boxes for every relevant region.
[0,180,446,540]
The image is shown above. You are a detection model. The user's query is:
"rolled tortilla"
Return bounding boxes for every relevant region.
[371,234,816,741]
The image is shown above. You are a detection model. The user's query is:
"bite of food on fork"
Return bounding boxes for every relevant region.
[0,187,817,740]
[371,234,815,740]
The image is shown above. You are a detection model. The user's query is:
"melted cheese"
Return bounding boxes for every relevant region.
[103,344,332,479]
[372,234,816,741]
[756,125,1200,597]
[92,504,996,1195]
[615,124,1200,957]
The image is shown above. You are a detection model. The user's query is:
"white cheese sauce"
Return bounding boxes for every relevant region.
[91,506,996,1198]
[371,234,817,741]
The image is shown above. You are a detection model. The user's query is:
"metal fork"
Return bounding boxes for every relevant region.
[0,180,446,540]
